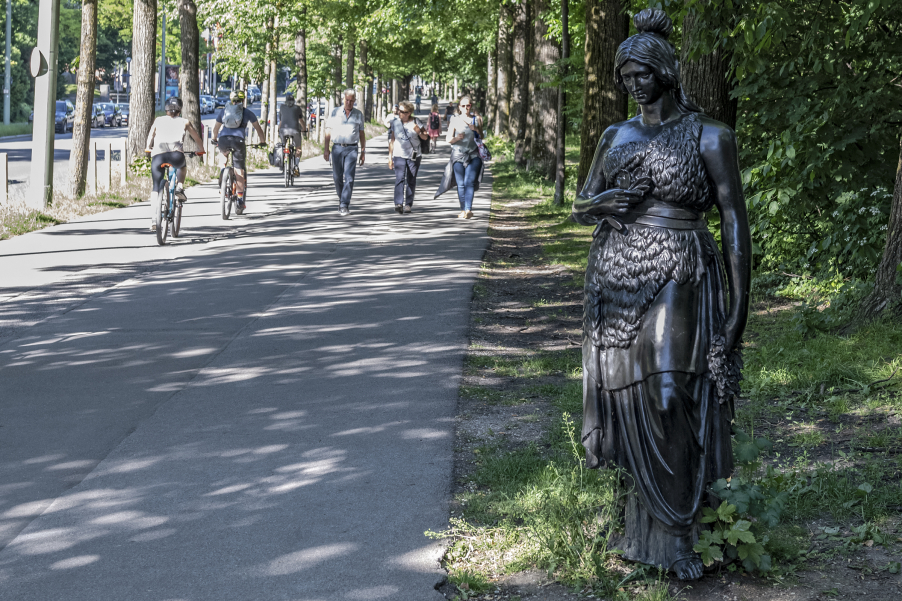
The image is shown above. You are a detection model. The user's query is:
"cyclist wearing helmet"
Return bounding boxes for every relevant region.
[278,92,306,176]
[213,90,266,212]
[144,96,205,231]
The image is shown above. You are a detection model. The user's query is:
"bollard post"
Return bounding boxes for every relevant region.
[0,153,7,203]
[120,138,127,186]
[104,141,112,191]
[90,141,98,195]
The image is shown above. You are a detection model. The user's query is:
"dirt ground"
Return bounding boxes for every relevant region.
[436,195,902,601]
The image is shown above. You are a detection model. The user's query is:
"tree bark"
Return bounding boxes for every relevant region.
[508,0,529,139]
[553,0,569,205]
[576,0,628,192]
[854,132,902,324]
[178,0,201,160]
[127,0,156,162]
[530,0,559,180]
[494,6,512,136]
[345,36,355,89]
[680,10,737,129]
[513,2,534,165]
[486,45,497,133]
[334,41,343,103]
[261,19,273,128]
[295,22,308,131]
[360,40,372,121]
[67,0,98,198]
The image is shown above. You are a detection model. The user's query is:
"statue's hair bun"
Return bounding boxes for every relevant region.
[633,8,673,40]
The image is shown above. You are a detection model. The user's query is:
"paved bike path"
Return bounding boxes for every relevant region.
[0,130,489,599]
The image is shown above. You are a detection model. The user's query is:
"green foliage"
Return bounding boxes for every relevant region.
[692,428,785,574]
[654,0,902,280]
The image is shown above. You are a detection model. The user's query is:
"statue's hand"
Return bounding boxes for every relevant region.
[586,188,645,216]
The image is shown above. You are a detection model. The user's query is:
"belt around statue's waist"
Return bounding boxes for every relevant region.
[593,210,708,237]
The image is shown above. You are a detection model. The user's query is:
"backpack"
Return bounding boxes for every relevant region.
[270,142,284,168]
[429,113,440,130]
[222,103,244,129]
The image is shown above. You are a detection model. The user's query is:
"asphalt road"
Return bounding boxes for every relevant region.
[0,126,488,599]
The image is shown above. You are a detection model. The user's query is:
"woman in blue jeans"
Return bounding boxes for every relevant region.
[445,96,484,219]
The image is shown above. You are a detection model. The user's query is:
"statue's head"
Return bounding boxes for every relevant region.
[614,9,702,113]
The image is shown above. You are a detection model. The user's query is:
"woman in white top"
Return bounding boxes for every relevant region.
[385,100,429,214]
[144,97,204,230]
[445,95,483,219]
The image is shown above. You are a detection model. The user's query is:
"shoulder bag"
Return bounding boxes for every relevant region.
[471,116,492,162]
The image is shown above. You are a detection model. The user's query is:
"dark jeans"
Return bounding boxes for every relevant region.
[331,144,358,208]
[452,156,482,211]
[392,156,421,206]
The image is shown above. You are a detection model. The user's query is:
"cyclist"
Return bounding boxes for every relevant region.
[144,96,205,231]
[212,90,266,212]
[278,92,306,176]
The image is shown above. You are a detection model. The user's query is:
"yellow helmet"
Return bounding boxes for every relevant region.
[229,90,246,103]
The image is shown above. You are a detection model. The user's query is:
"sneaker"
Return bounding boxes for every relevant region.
[339,206,350,216]
[403,205,412,214]
[292,167,300,177]
[236,200,246,214]
[394,204,404,215]
[174,187,187,201]
[149,222,156,231]
[457,211,467,219]
[465,210,473,219]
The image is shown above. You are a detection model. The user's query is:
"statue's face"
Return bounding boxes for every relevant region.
[620,61,664,105]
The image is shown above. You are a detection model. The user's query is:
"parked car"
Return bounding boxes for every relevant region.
[200,95,215,114]
[116,103,129,126]
[28,100,76,134]
[94,102,121,127]
[214,89,231,108]
[90,104,106,128]
[247,85,261,103]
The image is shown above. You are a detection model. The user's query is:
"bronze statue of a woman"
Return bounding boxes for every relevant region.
[572,9,751,581]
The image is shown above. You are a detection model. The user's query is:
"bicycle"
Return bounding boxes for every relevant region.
[150,150,202,246]
[281,130,307,188]
[214,140,267,220]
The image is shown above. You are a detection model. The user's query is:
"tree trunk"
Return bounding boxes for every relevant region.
[854,132,902,323]
[508,0,529,139]
[680,10,737,129]
[345,37,355,89]
[494,6,512,136]
[553,0,569,205]
[486,46,497,133]
[295,22,308,131]
[67,0,98,198]
[360,40,372,121]
[334,41,342,103]
[268,54,277,141]
[513,2,534,165]
[530,0,559,180]
[576,0,628,192]
[178,0,201,160]
[261,20,272,127]
[127,0,156,162]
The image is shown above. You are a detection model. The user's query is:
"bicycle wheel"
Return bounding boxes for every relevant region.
[220,169,232,220]
[155,188,169,245]
[284,153,290,188]
[172,201,183,238]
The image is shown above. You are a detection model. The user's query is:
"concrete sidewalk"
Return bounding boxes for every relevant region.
[0,130,490,599]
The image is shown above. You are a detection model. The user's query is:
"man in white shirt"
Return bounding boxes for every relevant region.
[324,89,366,216]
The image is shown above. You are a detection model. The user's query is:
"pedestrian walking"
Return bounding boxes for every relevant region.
[430,92,438,107]
[324,88,366,216]
[415,93,421,114]
[435,95,484,219]
[427,104,442,152]
[444,101,455,124]
[385,100,429,214]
